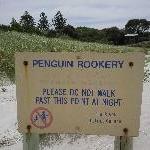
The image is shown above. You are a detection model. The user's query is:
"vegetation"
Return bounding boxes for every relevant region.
[19,11,36,32]
[0,30,145,82]
[0,10,149,82]
[0,10,150,45]
[130,41,150,49]
[125,19,150,34]
[38,12,50,32]
[52,11,67,34]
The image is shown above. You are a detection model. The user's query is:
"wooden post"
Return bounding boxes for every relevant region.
[114,136,133,150]
[114,128,133,150]
[23,133,39,150]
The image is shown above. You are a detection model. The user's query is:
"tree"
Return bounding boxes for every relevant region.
[125,19,150,34]
[46,29,57,37]
[10,18,21,31]
[62,25,78,38]
[20,11,35,32]
[76,27,104,42]
[102,27,125,45]
[10,18,17,27]
[0,24,10,31]
[52,11,67,33]
[38,12,49,32]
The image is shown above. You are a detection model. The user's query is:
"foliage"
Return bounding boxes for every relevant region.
[38,12,49,32]
[62,25,78,38]
[102,27,125,45]
[46,29,57,38]
[1,10,150,46]
[1,10,149,45]
[76,27,105,43]
[130,41,150,50]
[8,12,56,37]
[19,11,36,32]
[0,30,143,82]
[0,24,11,31]
[76,27,125,45]
[125,19,150,34]
[144,62,150,82]
[52,11,67,33]
[10,18,22,32]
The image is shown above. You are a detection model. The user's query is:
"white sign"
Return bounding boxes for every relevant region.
[15,52,145,136]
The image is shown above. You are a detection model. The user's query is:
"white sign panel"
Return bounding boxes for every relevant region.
[15,52,145,136]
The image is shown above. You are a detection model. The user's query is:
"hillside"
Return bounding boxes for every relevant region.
[0,30,146,82]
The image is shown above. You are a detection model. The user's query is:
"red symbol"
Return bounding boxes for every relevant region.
[30,107,53,129]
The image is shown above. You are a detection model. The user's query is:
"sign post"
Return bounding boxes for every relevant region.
[23,133,39,150]
[15,52,144,149]
[114,137,133,150]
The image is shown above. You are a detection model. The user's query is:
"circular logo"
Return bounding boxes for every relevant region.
[30,107,53,129]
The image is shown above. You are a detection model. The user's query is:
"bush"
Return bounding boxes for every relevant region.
[0,24,11,31]
[102,27,125,45]
[46,30,57,38]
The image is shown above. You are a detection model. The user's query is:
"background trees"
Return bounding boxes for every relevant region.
[102,27,125,45]
[62,25,78,38]
[38,12,49,32]
[125,19,150,34]
[19,11,36,32]
[10,18,22,31]
[76,27,104,42]
[0,10,150,45]
[125,19,150,42]
[52,11,67,34]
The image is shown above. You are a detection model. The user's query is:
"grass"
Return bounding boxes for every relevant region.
[0,30,147,82]
[130,41,150,49]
